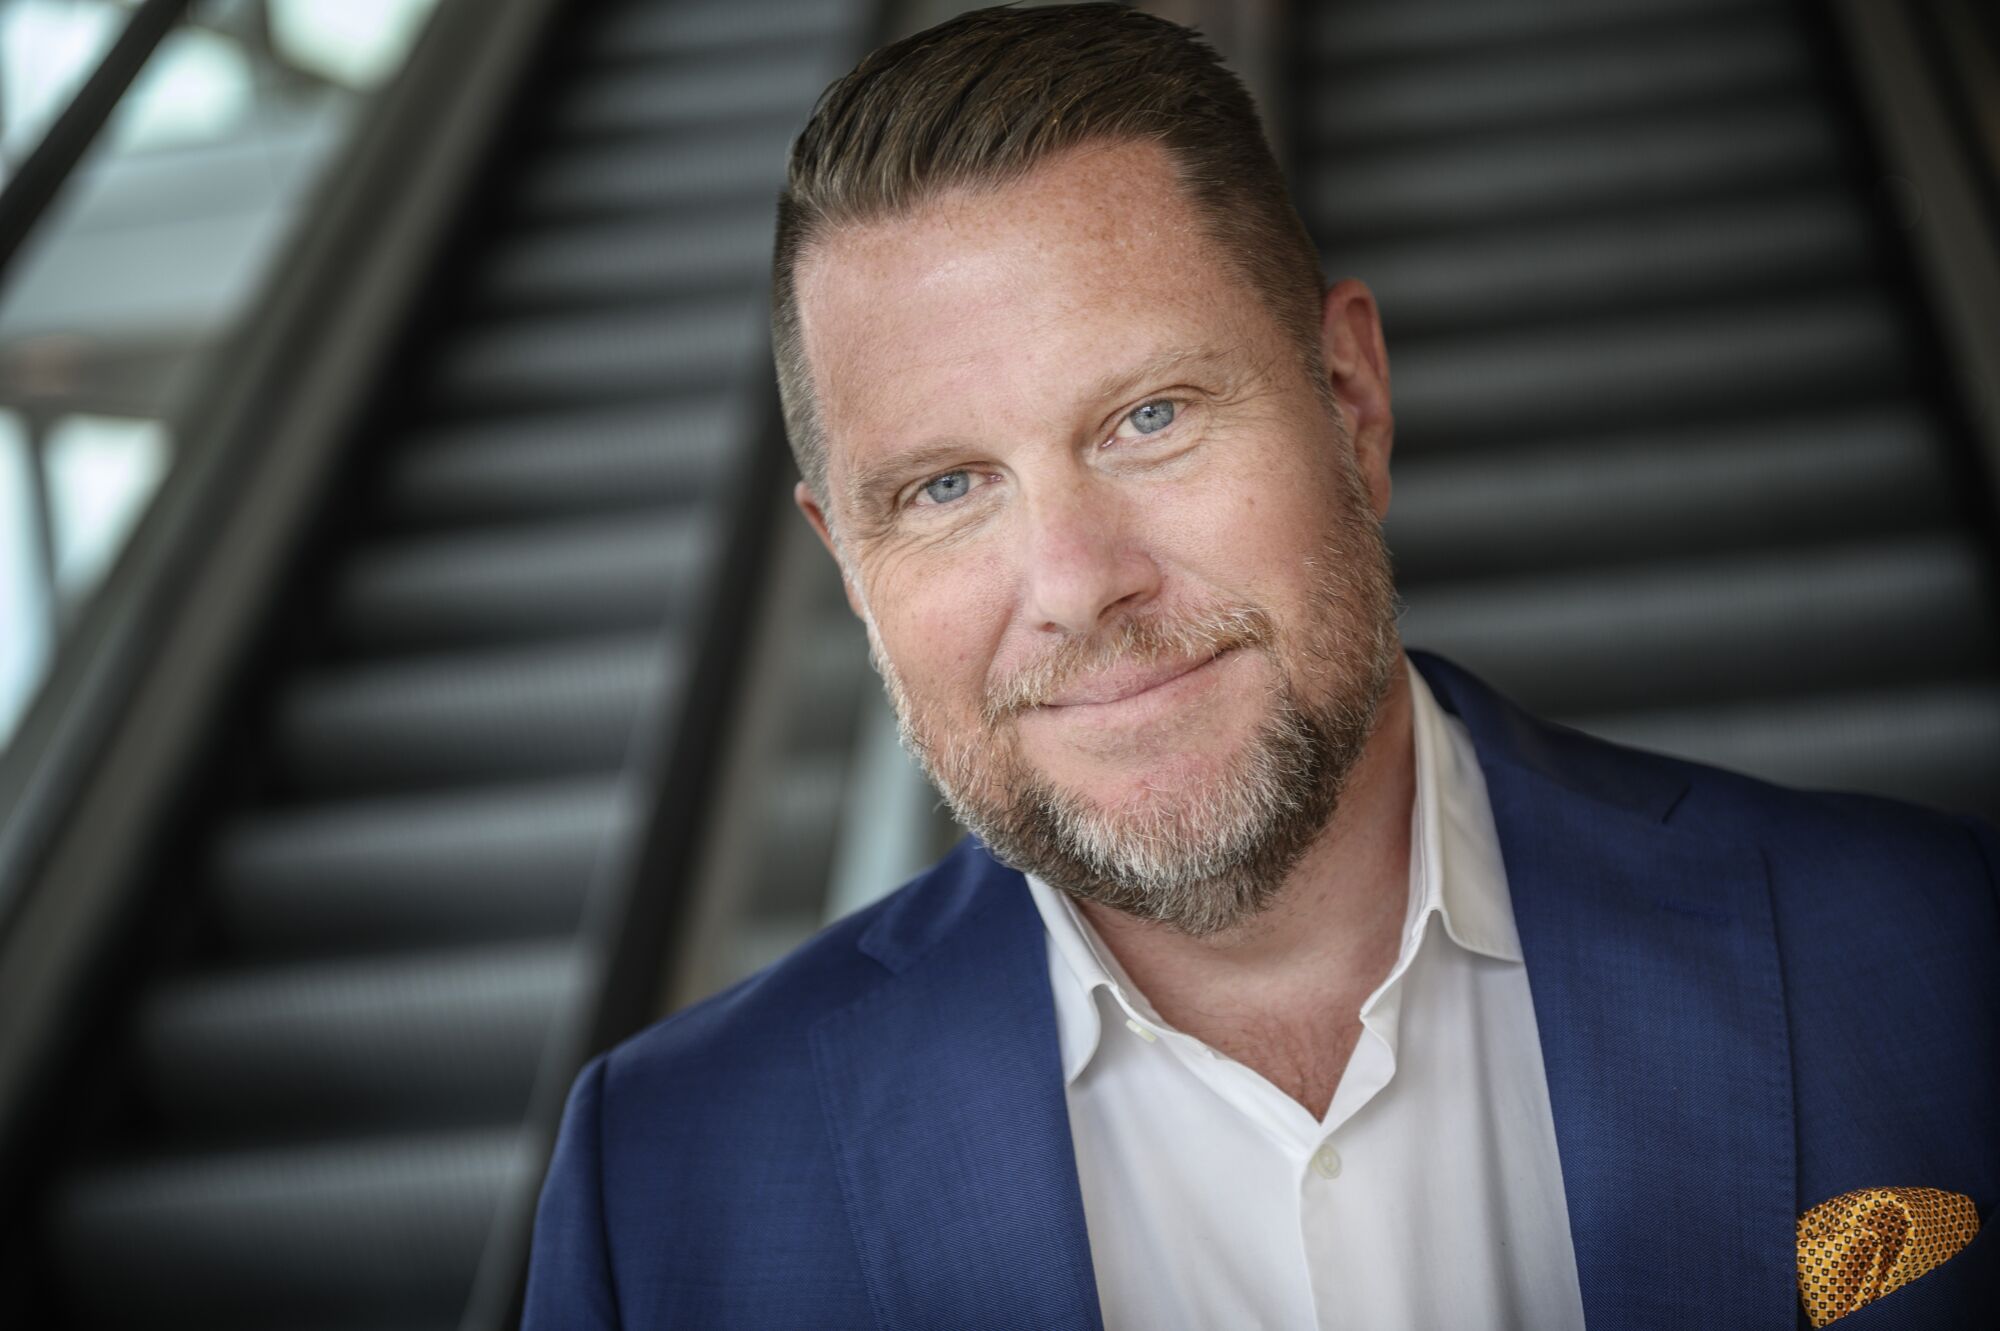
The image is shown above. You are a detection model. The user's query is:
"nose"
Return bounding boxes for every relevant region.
[1018,474,1160,635]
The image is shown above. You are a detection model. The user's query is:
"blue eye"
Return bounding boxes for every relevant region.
[1128,399,1175,434]
[920,471,971,504]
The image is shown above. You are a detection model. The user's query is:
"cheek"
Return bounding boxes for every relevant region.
[1147,442,1346,596]
[866,546,1016,711]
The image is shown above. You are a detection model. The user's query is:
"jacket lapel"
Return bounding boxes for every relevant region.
[810,844,1102,1331]
[1415,651,1799,1329]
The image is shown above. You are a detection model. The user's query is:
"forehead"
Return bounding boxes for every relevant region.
[793,140,1274,485]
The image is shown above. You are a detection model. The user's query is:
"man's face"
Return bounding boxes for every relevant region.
[795,139,1402,935]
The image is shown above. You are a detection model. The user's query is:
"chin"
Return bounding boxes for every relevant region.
[1028,730,1261,814]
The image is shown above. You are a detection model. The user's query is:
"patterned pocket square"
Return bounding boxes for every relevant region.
[1796,1186,1979,1326]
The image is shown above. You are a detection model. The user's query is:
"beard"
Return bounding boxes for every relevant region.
[866,441,1403,938]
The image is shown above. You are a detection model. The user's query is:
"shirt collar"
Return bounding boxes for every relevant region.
[1410,652,1524,965]
[1026,653,1523,1087]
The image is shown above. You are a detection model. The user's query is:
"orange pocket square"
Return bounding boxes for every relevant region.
[1796,1186,1979,1326]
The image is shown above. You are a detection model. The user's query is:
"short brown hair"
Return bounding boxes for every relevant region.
[772,2,1325,506]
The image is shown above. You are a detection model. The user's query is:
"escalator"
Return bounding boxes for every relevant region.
[0,0,868,1326]
[1294,0,2000,819]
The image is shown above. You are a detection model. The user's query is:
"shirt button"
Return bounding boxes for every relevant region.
[1311,1145,1342,1180]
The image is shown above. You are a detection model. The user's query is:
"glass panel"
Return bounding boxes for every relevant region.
[46,412,170,605]
[0,1,136,188]
[105,21,259,151]
[0,0,443,767]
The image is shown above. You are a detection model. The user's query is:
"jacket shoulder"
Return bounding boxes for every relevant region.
[527,847,994,1326]
[1532,721,2000,974]
[597,836,997,1107]
[1530,711,2000,922]
[1662,749,1996,903]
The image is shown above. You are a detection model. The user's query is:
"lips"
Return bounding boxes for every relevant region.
[1039,650,1224,708]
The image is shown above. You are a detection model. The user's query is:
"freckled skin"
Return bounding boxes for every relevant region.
[791,138,1412,1115]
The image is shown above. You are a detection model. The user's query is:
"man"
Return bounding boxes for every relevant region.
[524,7,1998,1328]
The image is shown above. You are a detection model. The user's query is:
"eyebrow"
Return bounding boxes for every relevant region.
[1083,345,1233,414]
[839,343,1238,519]
[844,440,984,518]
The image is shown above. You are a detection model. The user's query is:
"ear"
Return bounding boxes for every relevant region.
[795,481,867,618]
[1318,278,1394,521]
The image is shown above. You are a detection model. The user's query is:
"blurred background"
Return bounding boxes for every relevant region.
[0,0,1992,1325]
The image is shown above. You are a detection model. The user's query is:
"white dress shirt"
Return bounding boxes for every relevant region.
[1025,655,1588,1331]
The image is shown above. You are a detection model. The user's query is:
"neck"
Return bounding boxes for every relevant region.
[1074,662,1416,1113]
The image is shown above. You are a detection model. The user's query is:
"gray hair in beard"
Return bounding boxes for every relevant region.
[864,442,1402,938]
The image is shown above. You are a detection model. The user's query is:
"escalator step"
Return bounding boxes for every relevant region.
[212,777,633,955]
[1310,0,1779,62]
[1401,536,1997,714]
[581,0,859,64]
[1385,403,1951,581]
[1311,7,1808,146]
[1303,98,1838,241]
[516,122,794,220]
[1390,291,1905,446]
[431,298,764,413]
[384,395,737,527]
[554,43,829,138]
[134,941,588,1134]
[480,208,773,310]
[332,508,711,652]
[276,633,675,794]
[51,1129,525,1327]
[1338,189,1870,338]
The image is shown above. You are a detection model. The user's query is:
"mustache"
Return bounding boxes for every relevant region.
[982,604,1275,725]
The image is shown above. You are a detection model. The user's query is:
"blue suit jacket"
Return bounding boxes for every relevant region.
[523,651,2000,1329]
